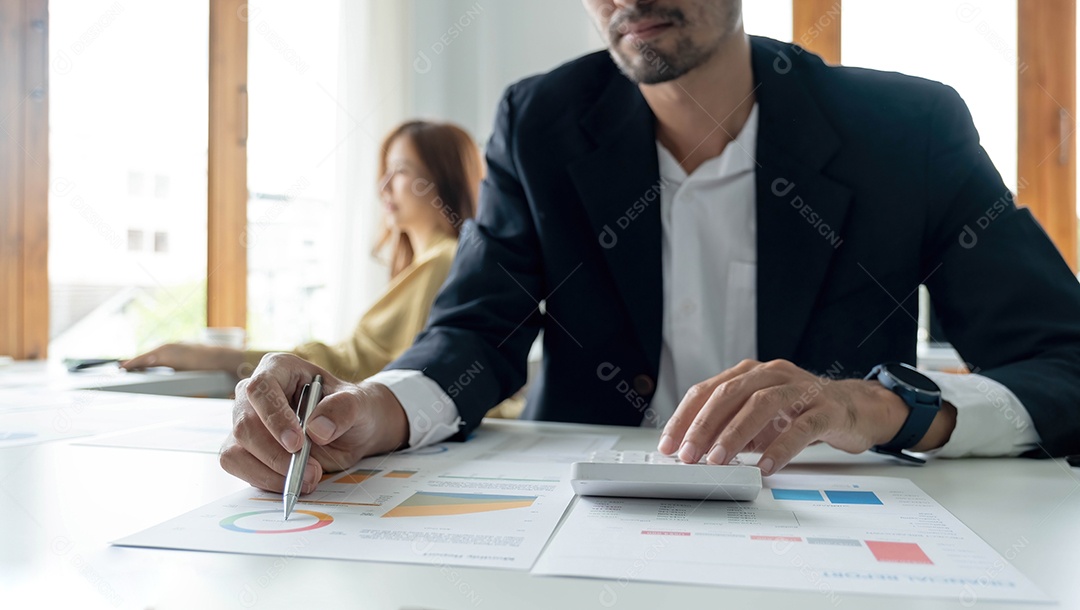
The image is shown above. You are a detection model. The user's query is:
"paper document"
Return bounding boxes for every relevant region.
[0,389,222,447]
[532,473,1049,603]
[77,401,232,453]
[115,430,618,570]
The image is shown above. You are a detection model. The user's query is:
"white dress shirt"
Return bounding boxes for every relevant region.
[368,104,1041,458]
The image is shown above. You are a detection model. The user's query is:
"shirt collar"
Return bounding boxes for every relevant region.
[656,102,759,184]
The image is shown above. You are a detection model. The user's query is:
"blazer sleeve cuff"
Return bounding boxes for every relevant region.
[366,369,462,448]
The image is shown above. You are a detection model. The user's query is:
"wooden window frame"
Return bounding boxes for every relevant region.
[0,0,48,360]
[793,0,1077,271]
[1018,0,1077,270]
[3,1,1075,359]
[793,0,842,65]
[1,0,249,360]
[208,0,249,329]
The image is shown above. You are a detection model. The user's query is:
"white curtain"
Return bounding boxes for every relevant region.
[328,0,413,337]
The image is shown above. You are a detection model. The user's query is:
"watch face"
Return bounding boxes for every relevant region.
[887,363,939,393]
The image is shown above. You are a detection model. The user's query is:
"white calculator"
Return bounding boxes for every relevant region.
[571,450,762,501]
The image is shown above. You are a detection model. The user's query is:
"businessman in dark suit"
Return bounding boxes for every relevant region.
[222,0,1080,493]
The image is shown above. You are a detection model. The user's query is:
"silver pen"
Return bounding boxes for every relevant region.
[283,374,322,520]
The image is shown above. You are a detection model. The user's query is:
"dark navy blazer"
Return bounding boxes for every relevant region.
[387,36,1080,457]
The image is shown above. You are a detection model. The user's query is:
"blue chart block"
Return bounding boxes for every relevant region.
[771,489,824,501]
[824,490,883,505]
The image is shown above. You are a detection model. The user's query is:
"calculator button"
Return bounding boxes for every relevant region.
[586,450,744,465]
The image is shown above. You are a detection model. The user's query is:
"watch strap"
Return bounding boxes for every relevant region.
[870,444,927,464]
[866,363,941,464]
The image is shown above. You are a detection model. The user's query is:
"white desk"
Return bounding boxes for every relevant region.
[1,413,1077,610]
[0,360,237,398]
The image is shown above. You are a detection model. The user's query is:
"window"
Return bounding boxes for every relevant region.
[244,0,340,350]
[48,0,209,359]
[843,0,1019,191]
[127,229,143,252]
[154,175,170,199]
[5,0,1073,361]
[743,0,794,42]
[127,171,144,197]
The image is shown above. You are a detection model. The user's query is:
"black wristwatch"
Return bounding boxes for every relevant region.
[865,362,942,464]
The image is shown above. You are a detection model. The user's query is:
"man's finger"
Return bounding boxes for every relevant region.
[659,359,759,455]
[305,391,362,446]
[220,442,284,493]
[707,384,801,464]
[220,443,321,494]
[678,365,789,464]
[757,410,833,475]
[238,354,310,453]
[233,404,297,476]
[737,412,793,456]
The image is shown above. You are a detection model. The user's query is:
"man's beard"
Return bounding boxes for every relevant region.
[606,5,725,85]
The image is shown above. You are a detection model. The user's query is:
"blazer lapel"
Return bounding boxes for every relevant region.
[566,40,855,371]
[568,75,663,373]
[751,38,853,361]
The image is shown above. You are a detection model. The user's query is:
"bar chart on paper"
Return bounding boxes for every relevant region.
[383,491,538,517]
[770,487,883,504]
[532,474,1050,603]
[115,430,619,569]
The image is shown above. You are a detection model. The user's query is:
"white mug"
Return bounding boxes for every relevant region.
[200,327,246,350]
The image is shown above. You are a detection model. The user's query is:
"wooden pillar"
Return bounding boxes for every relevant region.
[793,0,842,65]
[0,0,49,359]
[1018,0,1077,270]
[207,0,249,328]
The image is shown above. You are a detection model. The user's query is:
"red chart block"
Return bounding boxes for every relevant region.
[865,540,933,565]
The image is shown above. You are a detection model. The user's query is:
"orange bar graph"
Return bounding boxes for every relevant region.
[249,497,378,507]
[382,491,537,518]
[336,468,381,484]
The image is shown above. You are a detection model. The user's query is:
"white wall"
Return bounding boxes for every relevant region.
[405,0,605,143]
[400,0,797,144]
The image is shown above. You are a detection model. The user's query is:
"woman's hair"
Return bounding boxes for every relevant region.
[373,120,484,278]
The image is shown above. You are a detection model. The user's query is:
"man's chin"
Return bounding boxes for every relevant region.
[611,53,678,85]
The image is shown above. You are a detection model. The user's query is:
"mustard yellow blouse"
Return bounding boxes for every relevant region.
[242,232,524,419]
[243,233,457,381]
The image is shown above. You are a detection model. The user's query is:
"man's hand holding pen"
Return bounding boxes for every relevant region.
[220,353,410,501]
